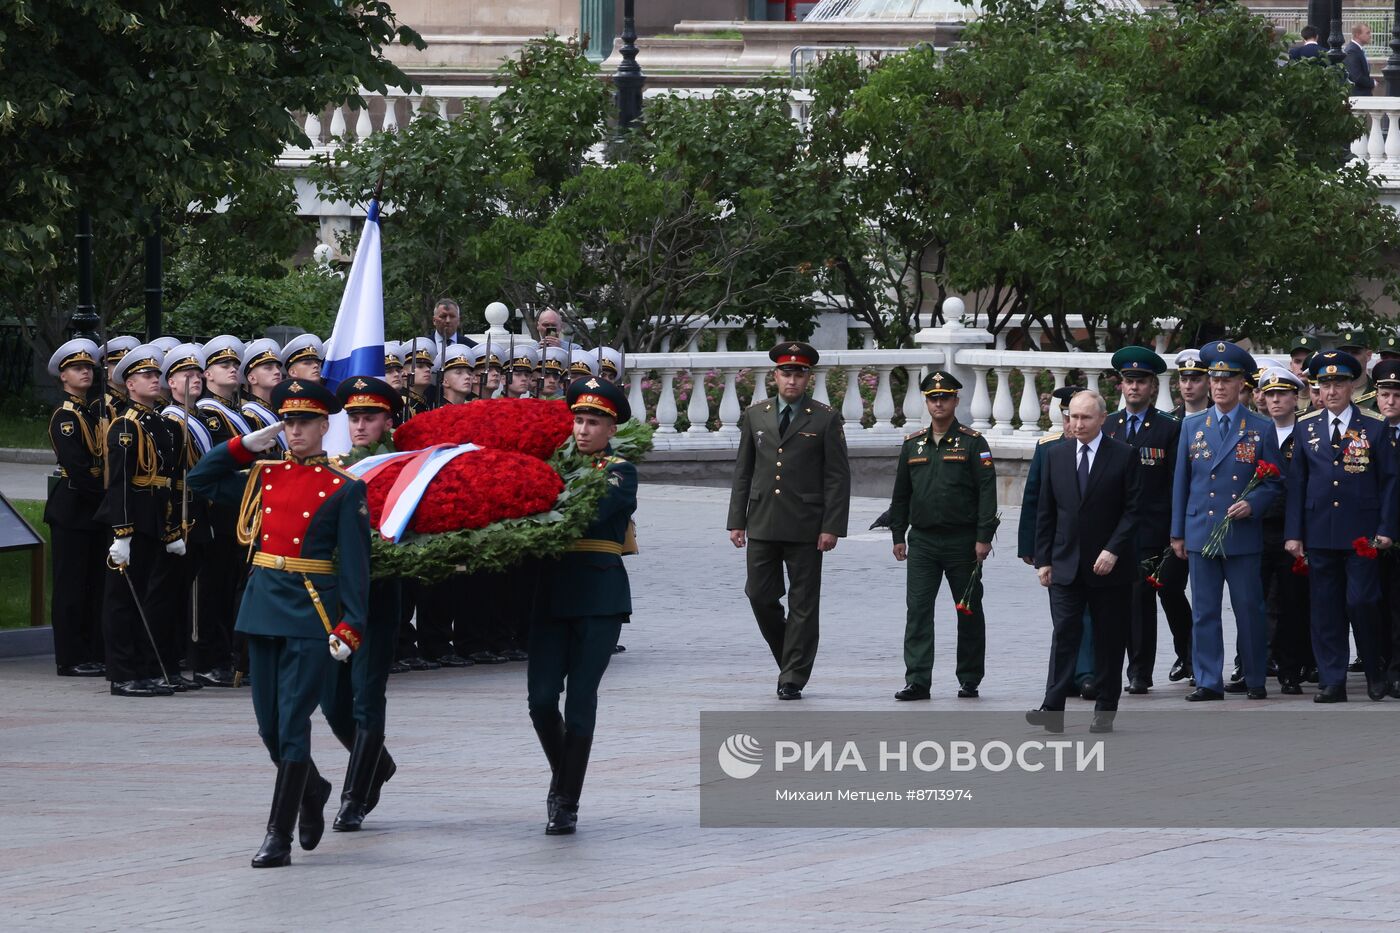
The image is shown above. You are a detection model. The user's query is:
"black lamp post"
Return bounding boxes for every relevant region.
[614,0,644,132]
[144,209,163,340]
[71,208,98,341]
[1327,0,1346,66]
[1385,0,1400,93]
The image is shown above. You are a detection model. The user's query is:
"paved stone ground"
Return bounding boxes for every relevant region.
[3,480,1400,931]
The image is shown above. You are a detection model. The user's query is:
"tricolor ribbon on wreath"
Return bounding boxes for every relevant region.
[345,442,482,542]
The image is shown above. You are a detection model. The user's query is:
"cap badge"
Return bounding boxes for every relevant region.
[585,378,600,389]
[289,381,303,391]
[1216,342,1227,352]
[353,378,367,389]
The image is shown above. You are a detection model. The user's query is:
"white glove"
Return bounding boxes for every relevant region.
[165,538,187,557]
[329,634,352,662]
[243,421,285,453]
[108,537,131,567]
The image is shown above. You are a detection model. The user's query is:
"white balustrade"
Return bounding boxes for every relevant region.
[329,105,347,139]
[382,96,399,133]
[685,367,710,434]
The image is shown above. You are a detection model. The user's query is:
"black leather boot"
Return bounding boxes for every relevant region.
[546,732,593,836]
[533,715,566,820]
[251,760,310,868]
[365,747,396,815]
[298,758,332,851]
[334,731,385,832]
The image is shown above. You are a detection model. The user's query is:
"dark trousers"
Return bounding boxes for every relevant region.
[417,575,467,659]
[396,579,420,659]
[1308,548,1383,688]
[322,579,401,743]
[1155,550,1193,664]
[49,523,106,668]
[506,559,544,651]
[902,527,984,688]
[248,635,330,763]
[102,535,163,682]
[192,527,242,671]
[746,538,824,688]
[1126,578,1157,684]
[461,570,509,654]
[1044,580,1130,711]
[527,616,623,737]
[1261,544,1312,679]
[1379,552,1400,680]
[147,540,201,672]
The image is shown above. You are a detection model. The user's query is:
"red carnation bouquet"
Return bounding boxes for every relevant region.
[1201,460,1281,558]
[1290,555,1310,576]
[1139,546,1172,589]
[393,397,574,459]
[1353,536,1382,560]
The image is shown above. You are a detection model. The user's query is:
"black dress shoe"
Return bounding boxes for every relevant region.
[1168,659,1192,682]
[1280,682,1303,695]
[1367,681,1388,702]
[500,648,529,662]
[110,679,172,697]
[467,651,508,665]
[1089,712,1115,733]
[1126,678,1149,695]
[957,682,979,698]
[1305,666,1320,684]
[58,662,106,677]
[1348,657,1365,673]
[1246,686,1267,700]
[612,644,626,653]
[1314,685,1348,703]
[1228,665,1243,684]
[1223,680,1247,694]
[1025,708,1064,734]
[163,673,202,692]
[777,683,802,700]
[437,654,475,667]
[403,656,440,671]
[1266,658,1279,677]
[895,683,931,701]
[1185,688,1223,702]
[1388,680,1400,699]
[1078,676,1099,701]
[388,659,410,674]
[194,668,237,688]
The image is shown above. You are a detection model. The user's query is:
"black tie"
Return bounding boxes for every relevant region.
[1127,414,1139,440]
[1078,444,1090,495]
[1333,418,1343,447]
[779,406,791,436]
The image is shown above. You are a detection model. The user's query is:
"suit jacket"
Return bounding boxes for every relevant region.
[1035,433,1141,588]
[726,396,850,542]
[1170,407,1284,555]
[1104,407,1180,549]
[1017,432,1067,559]
[1345,40,1375,95]
[1284,405,1399,547]
[1288,42,1324,61]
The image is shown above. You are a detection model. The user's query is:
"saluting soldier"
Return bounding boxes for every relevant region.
[1285,350,1399,702]
[529,377,638,835]
[45,339,107,678]
[100,336,139,421]
[1171,342,1284,701]
[281,334,325,384]
[320,376,402,831]
[889,371,997,701]
[188,380,369,868]
[98,345,186,697]
[1104,346,1184,694]
[727,341,851,700]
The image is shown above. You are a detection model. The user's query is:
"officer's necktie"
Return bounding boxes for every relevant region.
[1393,425,1399,443]
[1333,418,1343,447]
[779,405,791,436]
[1127,414,1139,440]
[1219,414,1230,439]
[1078,444,1090,495]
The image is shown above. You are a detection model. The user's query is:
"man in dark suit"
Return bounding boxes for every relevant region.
[428,297,477,358]
[1288,25,1324,61]
[1344,25,1376,96]
[1103,346,1184,694]
[1027,391,1141,733]
[727,341,851,700]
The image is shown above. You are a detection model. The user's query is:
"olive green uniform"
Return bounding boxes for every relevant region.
[889,419,998,689]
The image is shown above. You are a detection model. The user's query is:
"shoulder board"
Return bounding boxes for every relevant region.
[958,425,980,437]
[1037,431,1063,445]
[904,429,926,441]
[60,400,84,414]
[807,399,831,411]
[1155,409,1178,422]
[325,460,360,481]
[1357,390,1377,403]
[1298,408,1325,421]
[604,454,628,465]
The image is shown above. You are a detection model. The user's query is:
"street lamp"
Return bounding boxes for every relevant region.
[1327,0,1345,66]
[614,0,644,132]
[71,209,98,342]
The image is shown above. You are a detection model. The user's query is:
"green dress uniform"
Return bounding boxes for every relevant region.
[890,412,998,692]
[188,379,369,868]
[726,343,851,696]
[529,378,637,835]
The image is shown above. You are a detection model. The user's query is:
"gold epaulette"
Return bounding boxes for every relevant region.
[958,425,981,437]
[904,428,925,441]
[1298,408,1325,421]
[1038,431,1063,445]
[1357,390,1377,403]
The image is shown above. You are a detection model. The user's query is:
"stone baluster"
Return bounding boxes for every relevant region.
[1015,366,1042,435]
[751,367,770,406]
[303,109,323,147]
[968,366,993,432]
[408,94,425,121]
[1085,369,1101,394]
[329,105,347,140]
[1387,111,1400,163]
[1048,369,1068,433]
[355,106,372,140]
[627,374,645,425]
[1368,112,1386,162]
[1155,375,1174,411]
[437,97,450,121]
[989,365,1014,434]
[870,365,897,431]
[686,367,711,434]
[714,328,731,352]
[901,364,926,427]
[381,96,399,133]
[1353,119,1370,160]
[811,368,831,407]
[745,331,758,351]
[862,331,875,350]
[655,368,679,434]
[717,368,742,437]
[841,364,865,431]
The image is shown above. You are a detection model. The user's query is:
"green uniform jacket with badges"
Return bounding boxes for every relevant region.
[726,397,851,542]
[889,418,998,545]
[546,452,637,620]
[188,436,370,641]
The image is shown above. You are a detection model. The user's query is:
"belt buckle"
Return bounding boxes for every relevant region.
[273,555,286,570]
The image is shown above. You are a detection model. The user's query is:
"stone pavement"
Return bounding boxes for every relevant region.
[3,483,1400,931]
